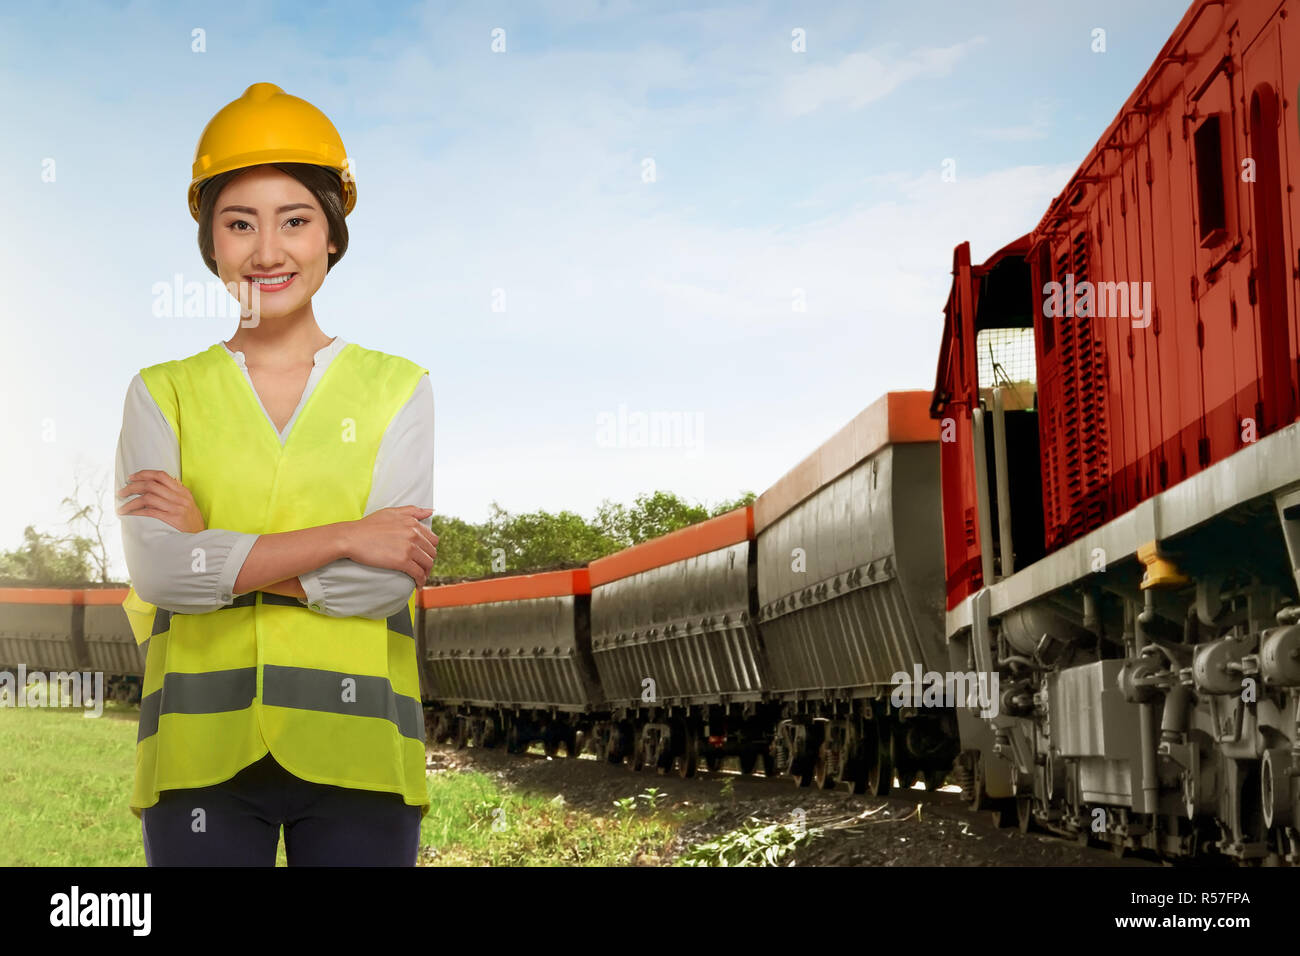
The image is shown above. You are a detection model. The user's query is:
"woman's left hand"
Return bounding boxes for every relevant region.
[117,470,206,533]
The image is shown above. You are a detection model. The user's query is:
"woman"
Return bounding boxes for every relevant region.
[115,82,438,866]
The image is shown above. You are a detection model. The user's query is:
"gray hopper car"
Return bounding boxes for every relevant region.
[754,391,957,792]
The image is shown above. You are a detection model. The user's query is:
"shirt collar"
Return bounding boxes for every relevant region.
[221,336,347,369]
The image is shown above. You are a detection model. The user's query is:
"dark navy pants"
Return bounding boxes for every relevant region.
[140,753,422,866]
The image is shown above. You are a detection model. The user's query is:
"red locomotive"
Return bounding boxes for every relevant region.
[932,0,1300,860]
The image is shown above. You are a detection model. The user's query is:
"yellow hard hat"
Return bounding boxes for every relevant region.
[188,82,355,221]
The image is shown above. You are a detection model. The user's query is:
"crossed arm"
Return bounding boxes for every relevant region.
[115,372,438,618]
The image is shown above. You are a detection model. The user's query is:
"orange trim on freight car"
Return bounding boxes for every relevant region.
[754,390,938,534]
[586,506,754,588]
[419,568,591,609]
[0,588,130,605]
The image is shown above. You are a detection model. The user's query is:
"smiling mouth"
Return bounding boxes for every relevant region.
[246,273,296,286]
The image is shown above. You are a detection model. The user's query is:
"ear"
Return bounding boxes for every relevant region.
[328,241,337,255]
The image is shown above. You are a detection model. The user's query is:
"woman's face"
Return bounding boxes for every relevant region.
[210,165,337,327]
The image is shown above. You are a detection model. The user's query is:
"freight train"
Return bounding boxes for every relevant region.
[415,390,954,801]
[3,0,1300,865]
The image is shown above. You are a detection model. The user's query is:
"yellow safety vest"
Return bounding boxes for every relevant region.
[120,342,430,819]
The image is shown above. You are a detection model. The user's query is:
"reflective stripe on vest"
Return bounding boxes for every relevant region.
[124,342,430,817]
[137,665,424,744]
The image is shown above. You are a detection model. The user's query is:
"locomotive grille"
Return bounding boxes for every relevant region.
[1045,230,1110,548]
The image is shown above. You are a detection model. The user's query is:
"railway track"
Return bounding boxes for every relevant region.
[424,739,1161,867]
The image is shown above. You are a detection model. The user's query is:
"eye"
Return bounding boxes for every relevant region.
[226,219,252,232]
[285,217,308,228]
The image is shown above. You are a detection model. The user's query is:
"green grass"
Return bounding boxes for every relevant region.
[0,702,710,866]
[420,772,703,866]
[0,699,157,866]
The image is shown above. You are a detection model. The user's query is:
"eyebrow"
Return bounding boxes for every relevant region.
[218,203,316,215]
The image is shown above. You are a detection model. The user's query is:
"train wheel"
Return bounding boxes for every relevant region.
[789,756,809,787]
[791,751,814,788]
[813,739,838,790]
[867,726,892,796]
[427,713,447,744]
[844,748,869,795]
[569,728,584,759]
[505,719,524,754]
[654,730,675,776]
[654,747,672,775]
[762,751,778,778]
[892,732,920,791]
[627,732,645,772]
[604,726,624,764]
[705,754,723,773]
[1016,795,1034,834]
[738,749,757,775]
[453,717,468,750]
[850,730,874,795]
[676,729,698,779]
[542,725,560,757]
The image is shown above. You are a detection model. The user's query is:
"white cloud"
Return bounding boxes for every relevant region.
[779,38,986,116]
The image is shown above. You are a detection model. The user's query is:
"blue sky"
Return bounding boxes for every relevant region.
[0,0,1191,578]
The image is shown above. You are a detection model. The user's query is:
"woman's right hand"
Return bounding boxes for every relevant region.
[342,506,439,584]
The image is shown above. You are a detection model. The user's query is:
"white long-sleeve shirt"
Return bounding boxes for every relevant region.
[115,337,434,619]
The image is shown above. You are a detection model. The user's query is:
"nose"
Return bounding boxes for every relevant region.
[250,227,286,273]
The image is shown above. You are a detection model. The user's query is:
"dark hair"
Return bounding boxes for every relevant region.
[195,162,349,277]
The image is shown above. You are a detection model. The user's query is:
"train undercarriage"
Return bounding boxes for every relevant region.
[949,440,1300,866]
[423,696,958,795]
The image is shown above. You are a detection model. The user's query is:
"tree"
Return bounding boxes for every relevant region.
[0,525,96,585]
[427,514,497,581]
[0,465,119,586]
[420,491,755,583]
[709,491,757,515]
[594,490,757,547]
[61,465,114,584]
[481,503,620,574]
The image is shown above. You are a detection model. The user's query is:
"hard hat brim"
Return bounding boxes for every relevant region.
[189,160,356,221]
